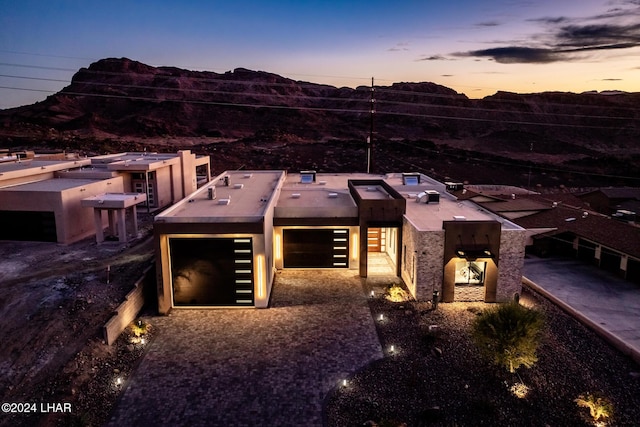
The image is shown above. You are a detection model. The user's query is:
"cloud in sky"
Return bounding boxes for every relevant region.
[452,4,640,64]
[387,42,410,52]
[415,54,450,62]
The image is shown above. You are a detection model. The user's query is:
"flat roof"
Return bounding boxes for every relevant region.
[0,178,103,193]
[0,159,91,179]
[274,173,365,218]
[383,173,521,231]
[353,184,392,200]
[157,170,523,230]
[156,170,285,222]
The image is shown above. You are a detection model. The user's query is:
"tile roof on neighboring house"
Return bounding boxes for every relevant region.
[476,196,640,260]
[581,187,640,200]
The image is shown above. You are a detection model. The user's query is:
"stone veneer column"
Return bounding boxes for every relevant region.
[496,229,527,302]
[401,218,445,301]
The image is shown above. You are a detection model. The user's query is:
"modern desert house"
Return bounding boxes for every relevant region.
[154,170,526,312]
[0,150,210,244]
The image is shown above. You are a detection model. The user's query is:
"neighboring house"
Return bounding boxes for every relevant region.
[154,171,527,311]
[465,190,640,285]
[0,151,211,244]
[578,187,640,218]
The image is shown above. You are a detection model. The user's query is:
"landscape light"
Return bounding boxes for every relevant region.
[379,313,384,321]
[115,377,122,386]
[342,379,347,387]
[140,337,146,345]
[390,345,395,353]
[370,290,375,297]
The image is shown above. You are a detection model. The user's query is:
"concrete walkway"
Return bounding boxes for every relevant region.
[523,256,640,364]
[106,270,383,427]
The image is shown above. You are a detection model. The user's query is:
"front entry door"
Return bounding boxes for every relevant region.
[367,228,381,252]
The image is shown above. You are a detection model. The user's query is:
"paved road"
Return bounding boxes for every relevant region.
[523,256,640,363]
[106,270,383,427]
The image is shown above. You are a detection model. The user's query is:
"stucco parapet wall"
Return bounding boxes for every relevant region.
[156,170,286,221]
[0,177,108,193]
[0,159,91,183]
[81,192,147,209]
[105,156,181,171]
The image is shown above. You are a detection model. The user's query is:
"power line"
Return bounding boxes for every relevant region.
[1,82,638,132]
[391,140,640,181]
[2,60,640,115]
[3,72,635,123]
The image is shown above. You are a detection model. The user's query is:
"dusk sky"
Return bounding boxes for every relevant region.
[1,0,640,109]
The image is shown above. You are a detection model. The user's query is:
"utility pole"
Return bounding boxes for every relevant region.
[367,77,375,174]
[527,142,533,192]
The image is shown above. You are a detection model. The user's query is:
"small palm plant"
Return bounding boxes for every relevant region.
[575,393,613,423]
[472,302,544,373]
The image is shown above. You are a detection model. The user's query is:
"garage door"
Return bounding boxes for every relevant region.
[283,229,349,268]
[0,210,57,242]
[170,237,254,306]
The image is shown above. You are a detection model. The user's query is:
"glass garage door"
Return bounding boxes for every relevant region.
[283,229,349,268]
[170,237,253,306]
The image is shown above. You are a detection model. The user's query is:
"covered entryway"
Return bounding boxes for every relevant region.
[366,227,399,276]
[169,237,254,307]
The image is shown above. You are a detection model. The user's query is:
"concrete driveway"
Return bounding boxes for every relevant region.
[106,270,383,427]
[523,256,640,363]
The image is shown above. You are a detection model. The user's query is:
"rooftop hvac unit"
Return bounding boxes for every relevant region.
[415,190,440,204]
[445,182,464,191]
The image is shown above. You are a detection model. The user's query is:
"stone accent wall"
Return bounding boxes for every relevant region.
[401,218,445,301]
[496,228,527,302]
[454,285,485,302]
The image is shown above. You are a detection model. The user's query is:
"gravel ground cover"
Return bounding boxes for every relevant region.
[324,285,640,426]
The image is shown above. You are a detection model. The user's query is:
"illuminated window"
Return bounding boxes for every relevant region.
[455,261,486,286]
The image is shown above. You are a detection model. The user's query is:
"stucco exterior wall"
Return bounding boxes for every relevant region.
[154,166,173,208]
[59,177,125,243]
[496,228,527,302]
[0,176,123,244]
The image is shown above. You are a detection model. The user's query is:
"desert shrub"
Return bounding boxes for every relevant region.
[385,284,411,302]
[471,302,544,373]
[129,319,149,337]
[575,393,614,422]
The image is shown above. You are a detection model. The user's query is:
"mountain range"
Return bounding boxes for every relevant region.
[1,58,639,187]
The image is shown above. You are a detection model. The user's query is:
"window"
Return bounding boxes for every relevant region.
[455,261,486,286]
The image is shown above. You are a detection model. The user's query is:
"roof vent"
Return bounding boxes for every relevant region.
[453,215,467,221]
[318,180,327,185]
[366,186,378,192]
[218,198,231,205]
[328,192,338,198]
[233,183,244,189]
[243,173,253,178]
[291,193,301,199]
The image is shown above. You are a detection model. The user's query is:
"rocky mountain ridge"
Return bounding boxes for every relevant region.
[1,57,639,155]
